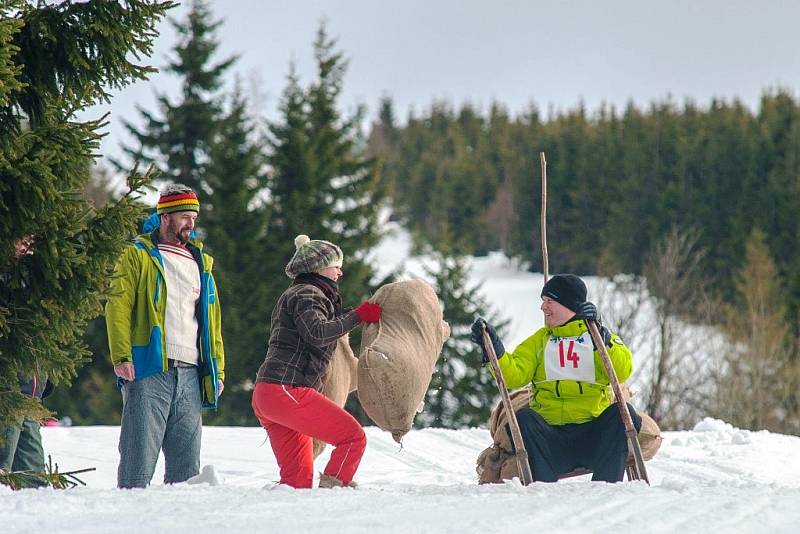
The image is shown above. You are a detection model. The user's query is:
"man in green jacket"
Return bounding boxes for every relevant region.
[471,274,641,482]
[106,184,225,489]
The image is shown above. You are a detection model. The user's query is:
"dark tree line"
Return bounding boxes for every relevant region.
[369,94,800,317]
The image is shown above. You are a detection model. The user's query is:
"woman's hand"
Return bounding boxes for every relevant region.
[355,301,382,323]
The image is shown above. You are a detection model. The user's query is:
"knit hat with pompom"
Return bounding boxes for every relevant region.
[284,234,344,279]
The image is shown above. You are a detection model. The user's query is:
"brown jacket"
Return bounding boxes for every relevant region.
[256,282,360,390]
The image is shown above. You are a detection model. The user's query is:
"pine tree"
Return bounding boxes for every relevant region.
[0,0,173,430]
[120,0,236,204]
[263,25,384,423]
[112,2,280,425]
[265,24,383,305]
[416,255,509,428]
[201,85,269,424]
[366,96,399,198]
[45,168,125,426]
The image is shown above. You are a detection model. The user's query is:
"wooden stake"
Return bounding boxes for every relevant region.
[540,152,549,282]
[482,326,533,485]
[538,151,649,484]
[586,320,650,484]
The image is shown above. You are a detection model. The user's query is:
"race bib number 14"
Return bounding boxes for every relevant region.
[543,335,596,383]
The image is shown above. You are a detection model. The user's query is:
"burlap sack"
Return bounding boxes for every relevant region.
[608,383,663,462]
[476,389,532,484]
[313,334,359,458]
[476,388,662,483]
[636,412,662,462]
[489,389,532,453]
[358,279,450,442]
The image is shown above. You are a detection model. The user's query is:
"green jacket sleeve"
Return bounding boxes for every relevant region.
[104,247,138,366]
[209,272,225,382]
[599,332,633,383]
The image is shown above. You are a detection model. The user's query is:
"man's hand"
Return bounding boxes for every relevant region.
[114,362,135,381]
[469,317,506,364]
[575,303,614,349]
[218,380,224,396]
[574,301,599,322]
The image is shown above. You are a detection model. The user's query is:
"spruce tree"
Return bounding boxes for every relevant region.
[44,168,122,426]
[0,0,173,429]
[120,0,236,204]
[201,86,269,424]
[264,26,384,423]
[416,255,509,428]
[265,24,383,305]
[113,2,279,425]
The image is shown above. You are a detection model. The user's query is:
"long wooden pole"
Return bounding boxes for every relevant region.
[540,152,549,282]
[585,320,650,484]
[482,327,533,485]
[539,151,648,484]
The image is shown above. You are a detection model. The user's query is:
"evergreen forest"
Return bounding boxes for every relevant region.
[371,94,800,306]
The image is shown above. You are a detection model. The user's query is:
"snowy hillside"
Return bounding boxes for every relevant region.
[367,221,548,348]
[2,420,799,533]
[369,221,739,422]
[369,221,642,348]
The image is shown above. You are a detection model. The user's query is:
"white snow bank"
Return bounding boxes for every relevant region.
[2,421,799,533]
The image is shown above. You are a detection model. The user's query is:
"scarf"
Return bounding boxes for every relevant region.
[293,272,343,315]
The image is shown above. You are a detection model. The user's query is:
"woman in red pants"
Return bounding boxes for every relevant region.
[252,234,381,489]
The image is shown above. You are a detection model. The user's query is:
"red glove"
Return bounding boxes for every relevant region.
[355,301,382,323]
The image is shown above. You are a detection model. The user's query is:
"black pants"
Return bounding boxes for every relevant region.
[513,403,642,482]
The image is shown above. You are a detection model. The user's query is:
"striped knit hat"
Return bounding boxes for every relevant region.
[285,234,344,279]
[156,184,200,214]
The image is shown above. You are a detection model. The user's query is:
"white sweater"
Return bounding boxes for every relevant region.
[158,243,201,365]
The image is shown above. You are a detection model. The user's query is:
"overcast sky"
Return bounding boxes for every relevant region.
[82,0,800,165]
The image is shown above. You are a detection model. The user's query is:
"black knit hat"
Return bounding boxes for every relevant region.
[540,274,587,312]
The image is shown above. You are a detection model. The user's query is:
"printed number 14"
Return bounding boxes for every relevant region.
[559,340,579,368]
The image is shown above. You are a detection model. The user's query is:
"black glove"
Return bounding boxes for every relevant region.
[574,301,599,322]
[470,317,506,364]
[596,325,613,348]
[575,302,613,348]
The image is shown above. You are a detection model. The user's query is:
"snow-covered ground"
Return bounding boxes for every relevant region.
[2,419,799,533]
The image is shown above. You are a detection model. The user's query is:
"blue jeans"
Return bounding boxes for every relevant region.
[1,417,47,488]
[117,367,202,488]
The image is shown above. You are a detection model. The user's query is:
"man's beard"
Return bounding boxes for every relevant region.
[163,224,191,244]
[176,227,192,243]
